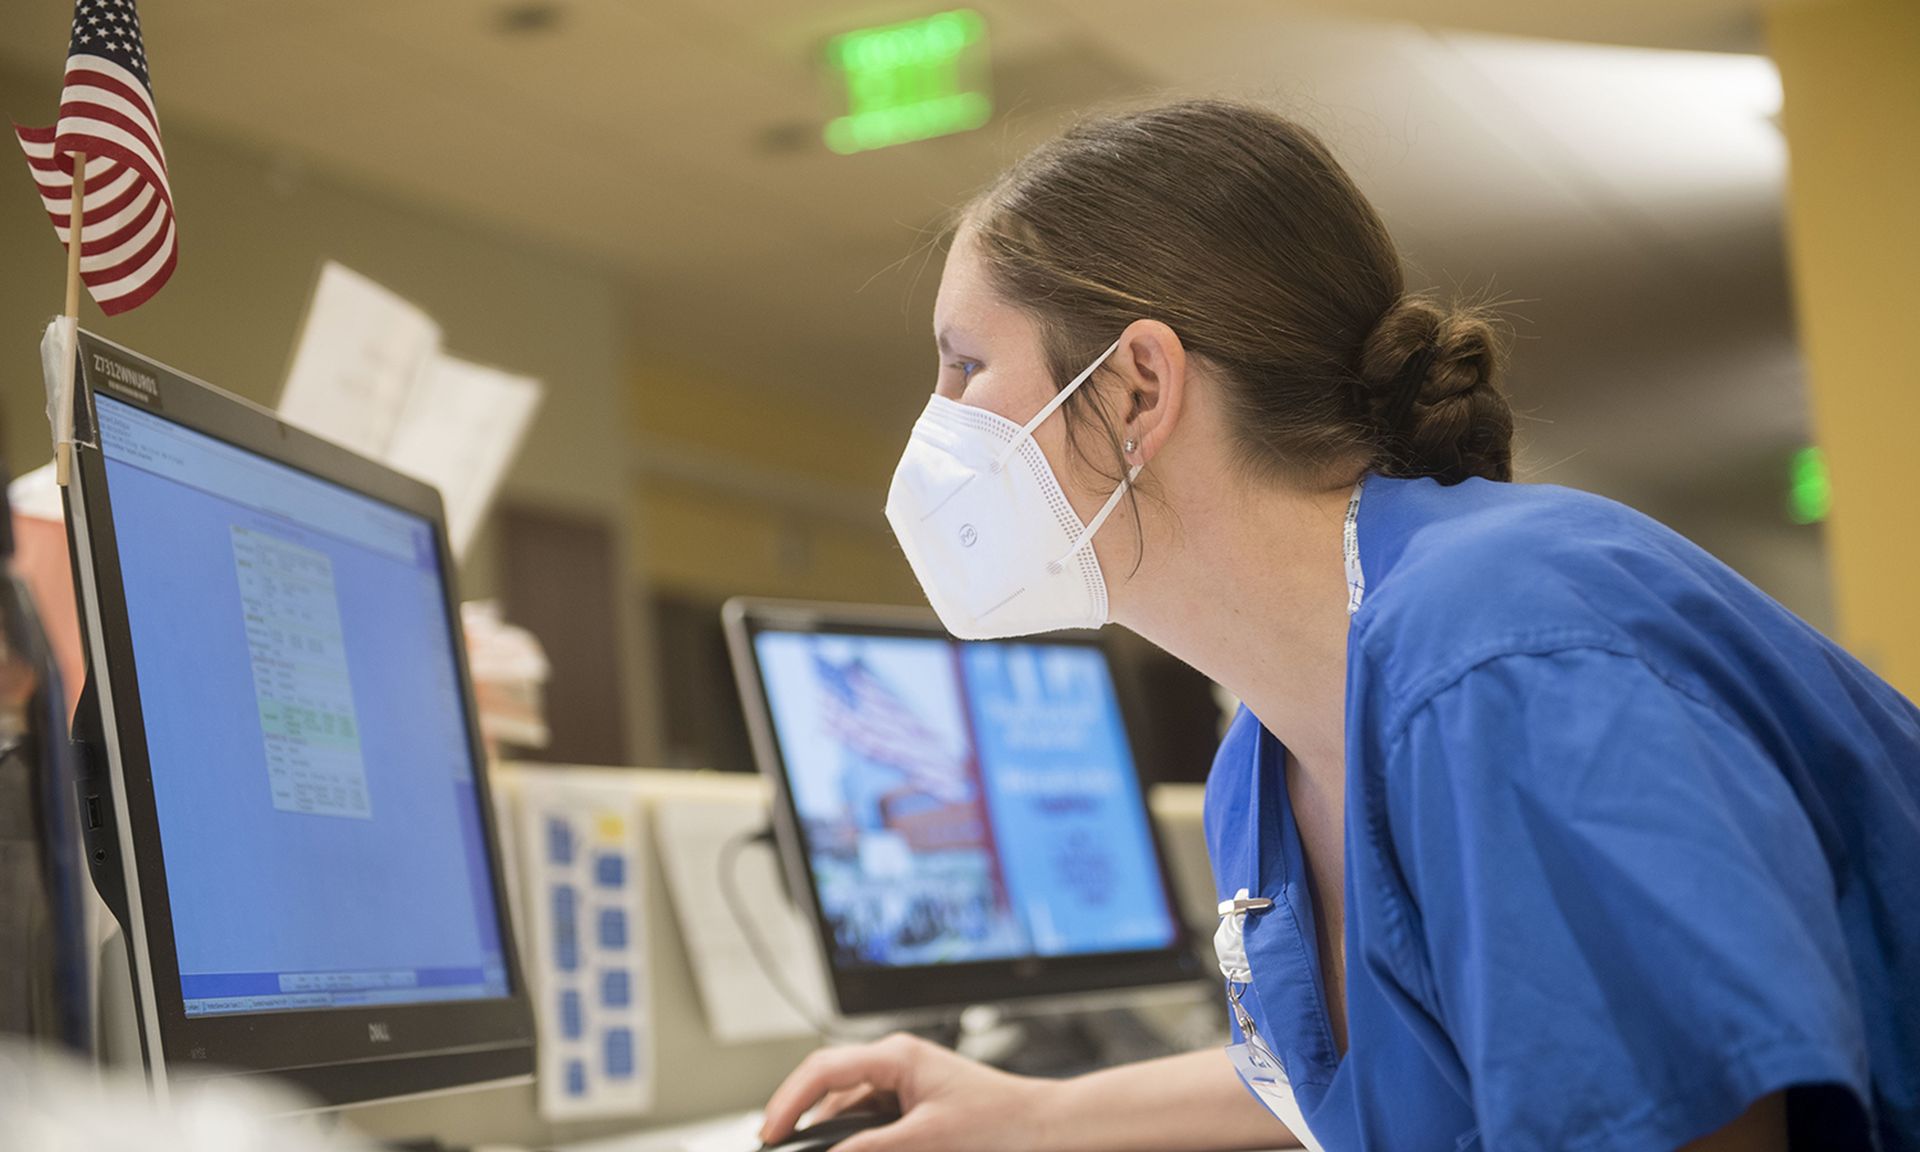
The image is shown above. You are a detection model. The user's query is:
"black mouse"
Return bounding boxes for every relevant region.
[756,1109,899,1152]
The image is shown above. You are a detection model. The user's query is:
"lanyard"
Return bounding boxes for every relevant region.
[1211,483,1362,1139]
[1343,476,1367,615]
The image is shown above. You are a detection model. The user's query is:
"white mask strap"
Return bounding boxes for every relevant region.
[992,338,1125,475]
[1047,464,1144,574]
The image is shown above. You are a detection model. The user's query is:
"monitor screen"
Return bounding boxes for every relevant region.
[750,628,1178,971]
[94,394,510,1018]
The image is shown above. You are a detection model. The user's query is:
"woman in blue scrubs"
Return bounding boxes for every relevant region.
[760,100,1920,1152]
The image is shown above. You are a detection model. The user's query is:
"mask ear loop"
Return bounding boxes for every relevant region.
[990,338,1125,475]
[1047,463,1144,575]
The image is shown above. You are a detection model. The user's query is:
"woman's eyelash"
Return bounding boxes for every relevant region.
[950,359,981,379]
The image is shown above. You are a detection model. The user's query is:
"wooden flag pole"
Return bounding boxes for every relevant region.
[64,152,86,317]
[55,149,86,486]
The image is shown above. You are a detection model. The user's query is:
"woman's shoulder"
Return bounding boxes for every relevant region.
[1350,479,1747,716]
[1372,477,1675,590]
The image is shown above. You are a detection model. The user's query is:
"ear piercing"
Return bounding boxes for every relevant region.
[1123,437,1138,455]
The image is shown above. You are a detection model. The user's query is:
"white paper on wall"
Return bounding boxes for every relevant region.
[386,355,541,557]
[277,262,543,560]
[278,263,441,458]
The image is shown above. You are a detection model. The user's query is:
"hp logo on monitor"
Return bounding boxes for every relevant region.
[368,1022,392,1044]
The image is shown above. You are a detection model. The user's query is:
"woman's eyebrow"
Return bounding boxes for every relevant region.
[935,325,977,356]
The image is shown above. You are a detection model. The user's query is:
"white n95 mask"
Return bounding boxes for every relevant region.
[884,338,1142,640]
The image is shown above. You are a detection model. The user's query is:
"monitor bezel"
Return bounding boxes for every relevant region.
[62,329,534,1104]
[723,596,1201,1018]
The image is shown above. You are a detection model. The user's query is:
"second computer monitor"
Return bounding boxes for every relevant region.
[724,599,1198,1017]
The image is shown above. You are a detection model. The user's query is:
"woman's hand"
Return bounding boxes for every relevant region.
[758,1033,1054,1152]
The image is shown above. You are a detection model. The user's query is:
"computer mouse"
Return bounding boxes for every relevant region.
[755,1109,899,1152]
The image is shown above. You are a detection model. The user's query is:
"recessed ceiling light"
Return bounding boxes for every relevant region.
[496,1,563,35]
[755,120,820,157]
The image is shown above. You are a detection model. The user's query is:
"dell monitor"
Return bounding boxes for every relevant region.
[59,330,533,1106]
[723,598,1200,1017]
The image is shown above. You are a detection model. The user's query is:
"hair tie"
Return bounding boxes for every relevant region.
[1381,341,1440,434]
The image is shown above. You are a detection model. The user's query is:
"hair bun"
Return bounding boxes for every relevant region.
[1359,295,1513,484]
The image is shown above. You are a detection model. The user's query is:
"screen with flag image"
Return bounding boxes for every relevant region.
[752,630,1177,970]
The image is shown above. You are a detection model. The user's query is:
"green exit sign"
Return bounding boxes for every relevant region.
[1788,445,1831,525]
[824,9,991,155]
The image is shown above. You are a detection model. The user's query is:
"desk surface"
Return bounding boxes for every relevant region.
[552,1110,762,1152]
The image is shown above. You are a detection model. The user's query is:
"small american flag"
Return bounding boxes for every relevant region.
[13,0,176,315]
[814,653,968,799]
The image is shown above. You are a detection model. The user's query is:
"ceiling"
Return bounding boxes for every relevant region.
[0,0,1829,617]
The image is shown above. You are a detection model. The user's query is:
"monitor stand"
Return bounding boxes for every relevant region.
[951,1004,1024,1064]
[899,995,1208,1080]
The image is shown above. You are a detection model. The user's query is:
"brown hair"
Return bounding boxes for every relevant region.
[963,99,1513,488]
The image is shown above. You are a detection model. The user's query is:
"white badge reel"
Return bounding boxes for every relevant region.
[1217,888,1327,1152]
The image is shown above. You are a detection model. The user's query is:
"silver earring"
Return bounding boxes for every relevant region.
[1123,437,1138,455]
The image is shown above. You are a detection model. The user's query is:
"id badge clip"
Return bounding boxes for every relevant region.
[1217,888,1324,1152]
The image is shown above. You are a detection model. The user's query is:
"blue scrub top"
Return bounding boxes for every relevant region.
[1202,475,1920,1152]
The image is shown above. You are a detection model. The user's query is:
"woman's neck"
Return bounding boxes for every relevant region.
[1112,472,1357,775]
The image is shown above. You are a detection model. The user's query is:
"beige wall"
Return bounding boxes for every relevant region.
[0,50,930,759]
[0,59,658,757]
[1770,0,1920,695]
[629,361,920,606]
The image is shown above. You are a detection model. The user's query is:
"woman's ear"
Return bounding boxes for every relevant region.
[1113,318,1186,467]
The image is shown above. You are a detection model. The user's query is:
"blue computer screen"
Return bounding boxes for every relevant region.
[95,395,509,1017]
[753,630,1176,969]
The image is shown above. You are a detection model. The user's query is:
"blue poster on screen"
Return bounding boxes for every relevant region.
[962,644,1175,957]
